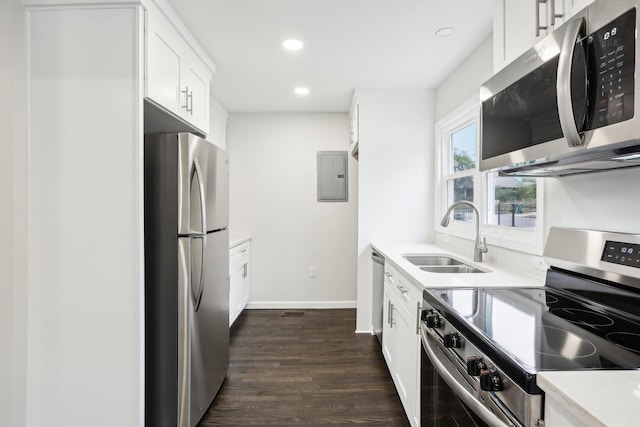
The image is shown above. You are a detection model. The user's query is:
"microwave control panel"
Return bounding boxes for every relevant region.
[587,8,636,130]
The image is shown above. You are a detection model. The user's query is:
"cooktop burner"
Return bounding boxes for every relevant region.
[606,332,640,353]
[548,308,615,328]
[424,282,640,376]
[534,325,597,359]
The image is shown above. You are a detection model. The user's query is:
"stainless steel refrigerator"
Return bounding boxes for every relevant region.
[144,133,229,427]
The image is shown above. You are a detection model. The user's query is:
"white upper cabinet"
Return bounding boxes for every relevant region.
[146,2,212,134]
[494,0,568,72]
[569,0,596,15]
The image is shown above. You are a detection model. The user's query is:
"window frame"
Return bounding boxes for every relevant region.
[434,95,545,256]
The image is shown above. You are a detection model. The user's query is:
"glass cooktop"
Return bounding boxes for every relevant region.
[424,269,640,377]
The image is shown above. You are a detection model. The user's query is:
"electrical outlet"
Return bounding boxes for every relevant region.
[309,266,317,278]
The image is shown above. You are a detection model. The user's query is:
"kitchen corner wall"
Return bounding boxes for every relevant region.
[227,113,358,308]
[2,1,27,426]
[0,2,15,426]
[354,89,435,333]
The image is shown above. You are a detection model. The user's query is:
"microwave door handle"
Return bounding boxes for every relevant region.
[557,17,586,147]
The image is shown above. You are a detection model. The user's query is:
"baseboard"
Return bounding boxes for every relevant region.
[245,300,357,310]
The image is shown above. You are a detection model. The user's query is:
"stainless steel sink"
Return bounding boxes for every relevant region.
[403,255,463,266]
[402,254,488,273]
[419,265,486,274]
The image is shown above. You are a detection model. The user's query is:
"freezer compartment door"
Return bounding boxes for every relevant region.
[189,229,230,425]
[178,133,229,235]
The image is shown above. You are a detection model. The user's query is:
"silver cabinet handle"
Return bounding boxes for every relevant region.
[549,0,563,26]
[182,86,189,111]
[387,300,392,325]
[557,17,586,147]
[415,302,422,335]
[535,0,548,37]
[396,284,408,294]
[389,302,395,328]
[182,86,193,114]
[384,271,392,277]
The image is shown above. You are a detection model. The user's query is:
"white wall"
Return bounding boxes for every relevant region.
[26,7,144,426]
[435,35,493,123]
[2,1,28,426]
[355,89,434,332]
[0,1,15,425]
[545,169,640,235]
[227,113,358,308]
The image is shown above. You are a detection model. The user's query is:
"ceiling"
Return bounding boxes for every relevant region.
[166,0,493,113]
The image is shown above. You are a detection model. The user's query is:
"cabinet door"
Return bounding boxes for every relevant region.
[229,260,242,325]
[381,289,396,370]
[182,59,210,133]
[494,0,572,72]
[147,16,182,115]
[240,261,250,306]
[394,301,417,422]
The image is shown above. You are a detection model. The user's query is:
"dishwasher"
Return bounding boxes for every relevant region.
[371,249,385,344]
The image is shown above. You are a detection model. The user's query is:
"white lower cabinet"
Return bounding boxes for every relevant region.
[229,240,250,326]
[382,264,421,427]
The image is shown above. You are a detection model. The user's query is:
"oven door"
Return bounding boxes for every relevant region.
[420,336,488,427]
[420,329,517,427]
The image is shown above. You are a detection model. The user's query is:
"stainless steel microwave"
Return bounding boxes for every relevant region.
[480,0,640,176]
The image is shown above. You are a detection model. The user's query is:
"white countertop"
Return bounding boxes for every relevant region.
[373,241,638,427]
[538,370,640,427]
[229,233,251,248]
[371,241,543,289]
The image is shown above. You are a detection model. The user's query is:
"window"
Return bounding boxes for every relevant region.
[440,114,480,224]
[435,96,544,255]
[487,173,537,229]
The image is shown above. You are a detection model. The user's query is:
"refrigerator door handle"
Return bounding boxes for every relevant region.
[192,159,207,234]
[177,238,191,427]
[193,236,206,312]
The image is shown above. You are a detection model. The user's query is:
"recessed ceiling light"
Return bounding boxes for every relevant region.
[283,39,304,51]
[435,27,455,37]
[294,87,309,96]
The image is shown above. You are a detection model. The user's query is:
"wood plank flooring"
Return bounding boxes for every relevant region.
[198,309,410,426]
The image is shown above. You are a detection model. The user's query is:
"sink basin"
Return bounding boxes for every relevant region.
[403,255,463,266]
[402,253,488,273]
[420,265,486,274]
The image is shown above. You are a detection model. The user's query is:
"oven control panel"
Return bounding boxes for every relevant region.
[420,302,542,427]
[602,240,640,268]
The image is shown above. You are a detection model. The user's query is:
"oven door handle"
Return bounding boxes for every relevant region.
[422,332,513,427]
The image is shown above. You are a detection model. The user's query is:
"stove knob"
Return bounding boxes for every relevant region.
[425,311,441,329]
[466,356,486,376]
[480,370,504,392]
[443,332,462,348]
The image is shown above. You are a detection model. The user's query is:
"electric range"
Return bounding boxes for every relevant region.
[420,227,640,427]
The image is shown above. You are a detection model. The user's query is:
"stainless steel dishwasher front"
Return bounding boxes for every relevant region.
[371,249,385,344]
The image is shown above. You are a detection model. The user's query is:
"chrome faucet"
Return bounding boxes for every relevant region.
[440,201,488,262]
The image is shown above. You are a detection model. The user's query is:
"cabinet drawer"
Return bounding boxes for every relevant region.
[384,264,421,308]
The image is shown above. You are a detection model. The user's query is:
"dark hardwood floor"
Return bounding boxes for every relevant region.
[198,309,410,426]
